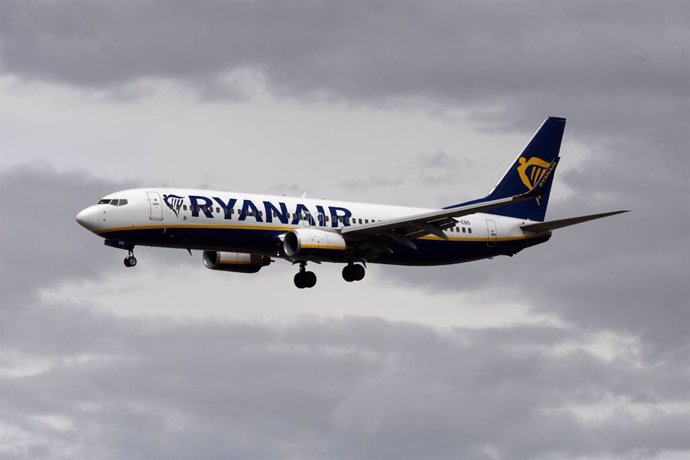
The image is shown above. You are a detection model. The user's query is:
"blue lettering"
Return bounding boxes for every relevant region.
[239,199,263,222]
[213,196,237,220]
[329,206,352,228]
[263,201,289,224]
[189,195,214,218]
[292,203,316,225]
[316,205,327,226]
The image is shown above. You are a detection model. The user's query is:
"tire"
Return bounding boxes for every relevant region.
[294,272,306,289]
[342,265,354,282]
[304,271,317,288]
[352,264,365,281]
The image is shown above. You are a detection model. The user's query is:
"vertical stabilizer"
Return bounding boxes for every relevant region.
[448,117,565,221]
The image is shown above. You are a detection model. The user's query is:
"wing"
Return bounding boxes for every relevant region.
[341,158,559,251]
[520,210,629,232]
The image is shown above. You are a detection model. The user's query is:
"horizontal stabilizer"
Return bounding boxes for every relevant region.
[521,210,629,232]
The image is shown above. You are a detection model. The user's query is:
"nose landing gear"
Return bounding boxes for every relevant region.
[124,250,137,268]
[294,262,317,289]
[342,263,365,282]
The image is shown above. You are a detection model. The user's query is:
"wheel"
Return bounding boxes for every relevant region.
[124,256,137,267]
[342,265,354,282]
[352,264,365,281]
[294,272,306,289]
[303,271,317,288]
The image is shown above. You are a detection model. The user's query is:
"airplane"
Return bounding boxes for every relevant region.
[76,117,627,288]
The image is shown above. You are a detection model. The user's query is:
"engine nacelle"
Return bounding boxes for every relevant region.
[283,228,347,258]
[202,251,272,273]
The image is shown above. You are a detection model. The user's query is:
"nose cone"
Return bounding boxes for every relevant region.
[76,206,98,232]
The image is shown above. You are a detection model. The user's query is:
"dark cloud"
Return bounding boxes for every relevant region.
[2,310,689,460]
[2,1,687,107]
[0,163,138,304]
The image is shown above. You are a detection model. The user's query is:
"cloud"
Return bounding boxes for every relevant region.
[2,1,687,106]
[0,163,138,305]
[1,312,689,460]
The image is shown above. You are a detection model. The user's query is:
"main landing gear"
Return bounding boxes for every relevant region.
[124,250,137,268]
[342,263,365,282]
[294,262,317,289]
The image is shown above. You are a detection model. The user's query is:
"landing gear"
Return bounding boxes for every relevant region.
[342,263,365,282]
[124,250,137,268]
[294,262,317,289]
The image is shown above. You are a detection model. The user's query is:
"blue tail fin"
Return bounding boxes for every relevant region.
[450,117,566,222]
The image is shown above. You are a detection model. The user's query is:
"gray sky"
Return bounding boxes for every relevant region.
[1,1,689,459]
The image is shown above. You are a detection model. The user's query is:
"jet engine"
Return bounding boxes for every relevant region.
[202,251,272,273]
[283,228,347,258]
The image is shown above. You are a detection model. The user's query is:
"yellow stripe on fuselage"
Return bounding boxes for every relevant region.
[96,223,295,234]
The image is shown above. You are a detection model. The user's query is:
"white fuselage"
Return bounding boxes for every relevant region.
[76,188,548,266]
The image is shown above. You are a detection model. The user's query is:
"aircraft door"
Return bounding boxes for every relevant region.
[147,191,164,221]
[486,219,497,247]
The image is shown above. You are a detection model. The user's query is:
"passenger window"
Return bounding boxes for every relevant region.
[468,228,472,234]
[358,218,362,224]
[216,207,220,213]
[462,227,466,233]
[183,205,187,211]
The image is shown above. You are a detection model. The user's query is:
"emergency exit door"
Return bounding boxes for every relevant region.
[486,219,497,247]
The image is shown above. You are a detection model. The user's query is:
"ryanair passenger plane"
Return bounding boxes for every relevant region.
[76,117,626,288]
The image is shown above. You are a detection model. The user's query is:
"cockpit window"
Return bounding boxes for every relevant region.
[98,198,128,206]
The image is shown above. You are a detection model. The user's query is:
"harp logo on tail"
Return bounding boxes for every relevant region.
[163,194,185,218]
[517,156,550,205]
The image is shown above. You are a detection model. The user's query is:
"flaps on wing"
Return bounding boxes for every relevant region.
[520,210,629,232]
[342,158,560,241]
